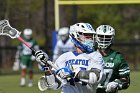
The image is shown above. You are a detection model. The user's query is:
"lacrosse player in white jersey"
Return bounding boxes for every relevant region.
[34,23,104,93]
[53,27,75,61]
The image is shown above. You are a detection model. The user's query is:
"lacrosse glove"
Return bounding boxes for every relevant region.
[55,67,73,79]
[35,50,49,66]
[106,81,119,93]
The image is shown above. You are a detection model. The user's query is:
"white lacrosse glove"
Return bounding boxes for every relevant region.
[38,74,59,91]
[56,67,73,79]
[35,50,49,66]
[106,81,119,93]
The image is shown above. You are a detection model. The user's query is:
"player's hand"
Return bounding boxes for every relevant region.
[56,67,73,79]
[35,50,49,66]
[105,81,119,93]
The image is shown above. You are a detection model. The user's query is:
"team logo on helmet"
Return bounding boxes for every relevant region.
[103,25,107,33]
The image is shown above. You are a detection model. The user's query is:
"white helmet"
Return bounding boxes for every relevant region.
[23,28,32,40]
[58,27,69,41]
[96,25,115,49]
[69,23,96,53]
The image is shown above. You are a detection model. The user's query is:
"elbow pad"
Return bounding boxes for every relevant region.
[78,70,98,84]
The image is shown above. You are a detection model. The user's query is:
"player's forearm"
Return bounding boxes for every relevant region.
[77,68,101,84]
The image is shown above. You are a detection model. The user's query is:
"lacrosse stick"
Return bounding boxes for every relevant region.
[0,19,59,70]
[0,19,74,91]
[0,20,72,76]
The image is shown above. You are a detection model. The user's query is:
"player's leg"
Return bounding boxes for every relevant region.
[20,56,28,86]
[27,58,34,87]
[20,69,26,86]
[28,70,33,87]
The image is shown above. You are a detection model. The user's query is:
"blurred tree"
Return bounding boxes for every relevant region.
[77,4,140,42]
[0,0,140,55]
[3,0,45,46]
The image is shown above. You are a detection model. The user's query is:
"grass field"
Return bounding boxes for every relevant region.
[0,71,139,93]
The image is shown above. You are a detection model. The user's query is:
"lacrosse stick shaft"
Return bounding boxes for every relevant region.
[17,36,35,55]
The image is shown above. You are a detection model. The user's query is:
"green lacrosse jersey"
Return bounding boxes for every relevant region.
[18,38,38,68]
[18,38,38,56]
[97,49,130,93]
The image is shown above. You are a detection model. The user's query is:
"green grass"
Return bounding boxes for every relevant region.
[0,74,60,93]
[0,71,139,93]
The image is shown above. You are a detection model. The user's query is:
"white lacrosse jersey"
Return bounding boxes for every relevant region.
[53,38,75,61]
[54,51,104,93]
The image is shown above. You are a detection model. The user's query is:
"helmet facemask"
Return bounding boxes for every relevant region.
[24,34,32,40]
[78,32,95,48]
[59,34,69,41]
[96,34,114,49]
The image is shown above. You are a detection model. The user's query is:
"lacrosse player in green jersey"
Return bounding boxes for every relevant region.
[15,28,39,87]
[95,25,130,93]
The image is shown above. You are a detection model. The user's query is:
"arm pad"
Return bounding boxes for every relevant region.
[78,68,101,84]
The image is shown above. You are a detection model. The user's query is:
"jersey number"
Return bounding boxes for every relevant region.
[104,69,113,86]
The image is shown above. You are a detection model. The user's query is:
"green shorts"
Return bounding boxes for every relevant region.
[20,55,33,69]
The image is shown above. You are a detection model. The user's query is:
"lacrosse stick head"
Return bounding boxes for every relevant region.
[0,19,20,39]
[38,76,48,91]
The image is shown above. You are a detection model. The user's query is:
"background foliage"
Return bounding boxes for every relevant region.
[0,0,140,46]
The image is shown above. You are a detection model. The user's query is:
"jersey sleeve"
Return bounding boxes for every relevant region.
[16,43,23,57]
[116,53,130,90]
[118,54,130,77]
